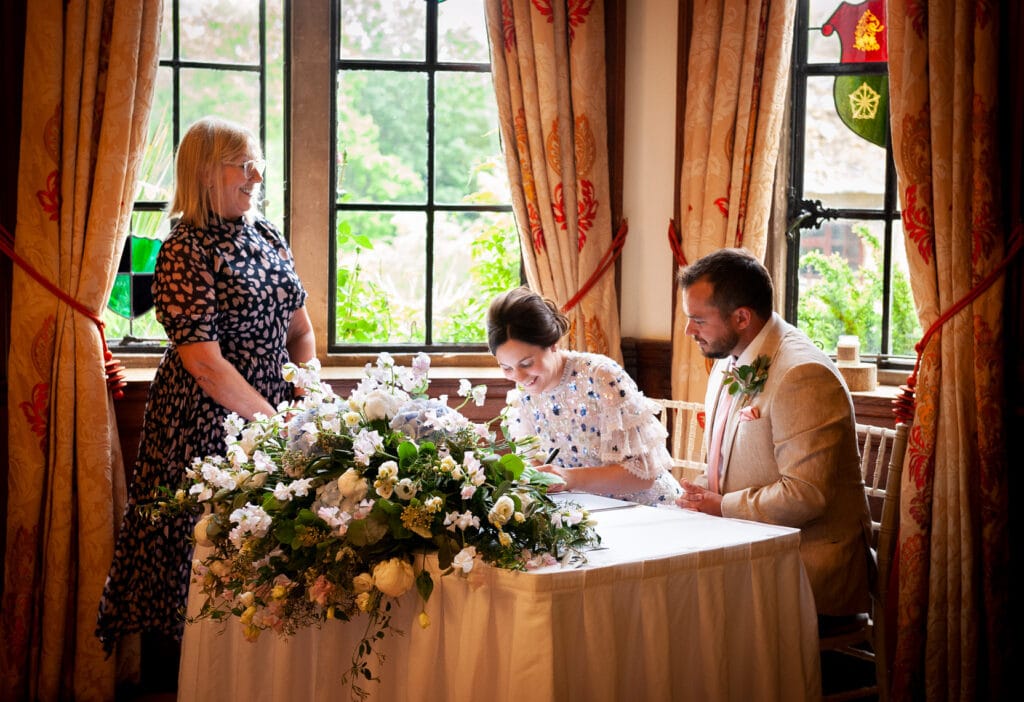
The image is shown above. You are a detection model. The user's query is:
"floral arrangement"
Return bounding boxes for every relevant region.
[158,353,598,698]
[722,354,772,404]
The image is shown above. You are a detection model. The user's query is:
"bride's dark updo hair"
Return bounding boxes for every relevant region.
[486,286,569,354]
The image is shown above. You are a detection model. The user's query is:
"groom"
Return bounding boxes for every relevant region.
[675,248,872,617]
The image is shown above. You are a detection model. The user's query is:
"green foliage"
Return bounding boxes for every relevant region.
[798,225,921,356]
[335,219,395,343]
[722,355,771,400]
[432,215,520,343]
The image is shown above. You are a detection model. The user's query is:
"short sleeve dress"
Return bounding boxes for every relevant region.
[506,351,682,505]
[96,216,306,652]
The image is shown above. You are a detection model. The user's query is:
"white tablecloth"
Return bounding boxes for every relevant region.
[178,501,821,701]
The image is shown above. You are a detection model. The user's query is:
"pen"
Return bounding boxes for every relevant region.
[544,448,560,465]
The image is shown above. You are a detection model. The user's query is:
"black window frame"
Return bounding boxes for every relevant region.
[785,0,913,371]
[329,0,515,354]
[110,0,282,351]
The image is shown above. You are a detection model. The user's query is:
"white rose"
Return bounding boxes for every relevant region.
[362,389,399,421]
[372,557,416,597]
[337,469,369,502]
[352,572,375,594]
[488,495,515,527]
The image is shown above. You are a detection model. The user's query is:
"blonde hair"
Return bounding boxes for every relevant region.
[169,117,263,229]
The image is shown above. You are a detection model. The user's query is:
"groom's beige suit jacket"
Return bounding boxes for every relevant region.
[703,313,872,616]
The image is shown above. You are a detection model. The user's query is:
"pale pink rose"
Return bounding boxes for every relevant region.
[307,575,333,606]
[738,405,760,422]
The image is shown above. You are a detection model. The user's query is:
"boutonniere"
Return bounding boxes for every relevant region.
[722,354,771,405]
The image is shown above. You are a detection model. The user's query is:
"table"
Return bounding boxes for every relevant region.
[178,499,821,701]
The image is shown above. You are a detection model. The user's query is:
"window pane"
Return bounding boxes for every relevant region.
[432,211,519,343]
[335,210,427,343]
[134,69,174,202]
[803,76,886,209]
[797,219,888,355]
[179,0,261,64]
[889,219,923,356]
[159,1,174,60]
[337,70,427,204]
[339,0,425,61]
[102,213,172,341]
[438,0,490,63]
[435,72,509,205]
[264,0,286,226]
[180,68,262,137]
[808,0,888,65]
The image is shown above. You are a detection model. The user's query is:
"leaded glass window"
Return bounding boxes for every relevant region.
[332,0,518,351]
[104,0,285,348]
[788,0,921,361]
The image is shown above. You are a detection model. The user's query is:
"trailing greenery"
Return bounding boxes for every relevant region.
[798,224,921,357]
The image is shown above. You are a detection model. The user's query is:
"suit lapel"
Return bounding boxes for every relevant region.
[719,319,786,485]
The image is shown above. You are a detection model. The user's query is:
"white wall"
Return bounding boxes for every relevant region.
[619,0,678,340]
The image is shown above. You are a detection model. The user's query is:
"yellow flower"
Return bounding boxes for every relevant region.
[271,585,288,599]
[355,592,374,612]
[418,611,431,629]
[240,605,257,625]
[372,557,416,597]
[243,624,261,642]
[193,514,215,547]
[401,505,434,539]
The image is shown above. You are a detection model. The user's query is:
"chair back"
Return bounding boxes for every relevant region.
[872,422,907,700]
[828,422,907,702]
[650,399,706,483]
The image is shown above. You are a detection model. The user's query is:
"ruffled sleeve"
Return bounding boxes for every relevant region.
[586,357,672,480]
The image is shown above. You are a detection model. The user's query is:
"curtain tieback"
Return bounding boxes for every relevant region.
[561,219,629,313]
[895,222,1023,423]
[667,219,688,267]
[0,223,126,399]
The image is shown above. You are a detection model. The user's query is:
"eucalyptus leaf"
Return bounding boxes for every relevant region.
[416,571,434,602]
[521,465,567,487]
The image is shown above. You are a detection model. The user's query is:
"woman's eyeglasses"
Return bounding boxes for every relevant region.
[225,159,266,179]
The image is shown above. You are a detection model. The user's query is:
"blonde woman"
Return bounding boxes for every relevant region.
[97,118,314,686]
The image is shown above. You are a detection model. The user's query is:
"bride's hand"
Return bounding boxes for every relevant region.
[537,463,569,492]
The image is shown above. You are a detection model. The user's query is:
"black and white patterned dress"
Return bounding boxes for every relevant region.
[96,216,306,652]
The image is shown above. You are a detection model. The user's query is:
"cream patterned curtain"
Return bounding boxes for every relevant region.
[485,0,621,360]
[0,1,161,699]
[670,0,795,401]
[888,1,1009,699]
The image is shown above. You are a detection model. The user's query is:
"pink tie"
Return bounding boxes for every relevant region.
[707,380,735,494]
